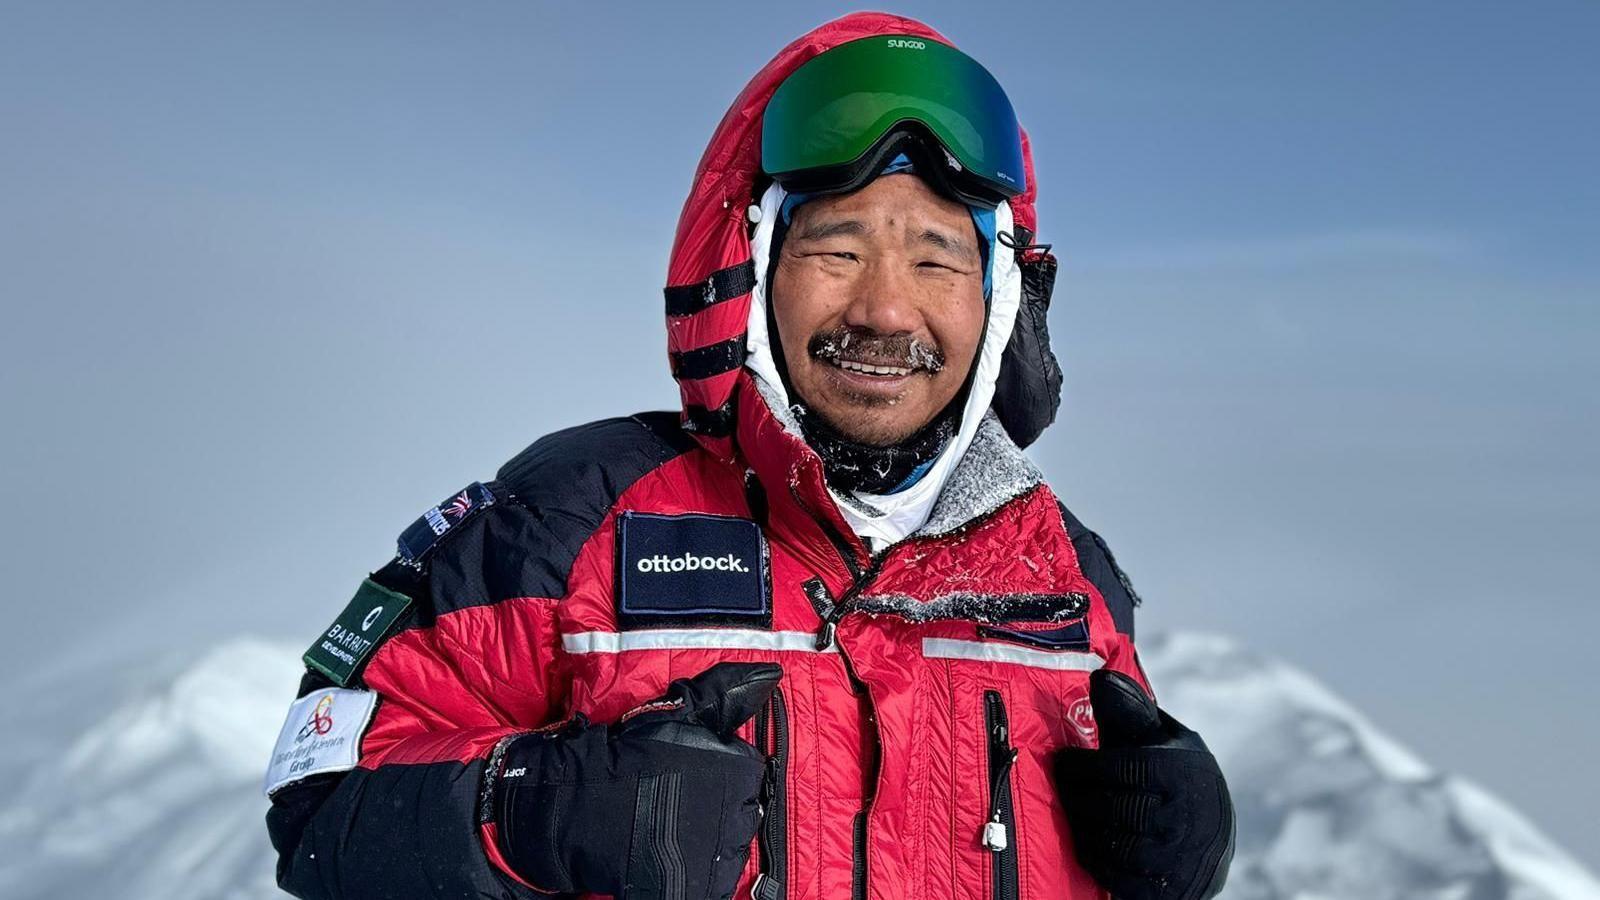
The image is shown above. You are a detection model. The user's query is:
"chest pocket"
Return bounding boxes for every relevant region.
[898,592,1102,900]
[979,617,1090,652]
[862,590,1101,673]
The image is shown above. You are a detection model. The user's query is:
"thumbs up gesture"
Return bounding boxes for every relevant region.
[492,663,781,899]
[1053,669,1236,900]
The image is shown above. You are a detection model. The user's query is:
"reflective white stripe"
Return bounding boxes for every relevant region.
[921,638,1105,671]
[563,629,836,654]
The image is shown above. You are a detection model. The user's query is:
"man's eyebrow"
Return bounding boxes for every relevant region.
[792,218,871,242]
[791,217,979,264]
[916,227,979,263]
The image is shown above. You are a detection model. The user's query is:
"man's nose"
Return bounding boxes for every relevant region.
[841,261,921,336]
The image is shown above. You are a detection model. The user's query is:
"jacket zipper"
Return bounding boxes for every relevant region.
[789,481,865,581]
[984,690,1020,900]
[753,688,789,900]
[800,482,1035,899]
[814,551,890,650]
[782,472,1050,900]
[793,497,886,900]
[827,578,882,900]
[851,810,869,900]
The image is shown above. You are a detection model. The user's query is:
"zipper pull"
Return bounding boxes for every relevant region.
[983,746,1018,852]
[752,873,782,900]
[982,816,1009,852]
[815,619,837,651]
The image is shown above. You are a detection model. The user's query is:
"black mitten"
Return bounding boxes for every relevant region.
[494,662,781,899]
[1054,669,1235,900]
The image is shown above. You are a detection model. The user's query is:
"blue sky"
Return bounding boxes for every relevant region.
[3,1,1597,865]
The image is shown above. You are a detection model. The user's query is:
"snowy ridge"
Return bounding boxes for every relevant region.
[0,634,1595,899]
[1142,633,1600,900]
[0,639,299,900]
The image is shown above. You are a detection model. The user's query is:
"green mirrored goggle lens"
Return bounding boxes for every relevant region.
[762,36,1026,202]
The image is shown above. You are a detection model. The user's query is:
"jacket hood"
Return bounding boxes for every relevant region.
[662,12,1048,544]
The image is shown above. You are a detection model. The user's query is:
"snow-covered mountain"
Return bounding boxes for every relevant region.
[0,640,299,900]
[1139,634,1600,900]
[0,634,1595,900]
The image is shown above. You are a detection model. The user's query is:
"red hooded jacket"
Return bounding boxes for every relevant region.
[264,12,1149,900]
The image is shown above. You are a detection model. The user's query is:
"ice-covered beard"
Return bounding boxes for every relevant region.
[806,325,945,408]
[785,323,964,486]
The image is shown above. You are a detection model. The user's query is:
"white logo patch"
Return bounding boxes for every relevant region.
[262,688,378,797]
[1068,695,1098,742]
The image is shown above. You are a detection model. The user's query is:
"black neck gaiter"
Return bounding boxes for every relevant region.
[792,396,962,494]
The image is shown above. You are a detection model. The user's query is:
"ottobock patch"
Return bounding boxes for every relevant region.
[615,511,771,630]
[303,578,412,686]
[397,481,496,567]
[262,687,378,797]
[979,616,1092,652]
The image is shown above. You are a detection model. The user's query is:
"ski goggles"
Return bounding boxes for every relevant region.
[762,35,1026,210]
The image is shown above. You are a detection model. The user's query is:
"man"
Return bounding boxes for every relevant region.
[263,12,1234,900]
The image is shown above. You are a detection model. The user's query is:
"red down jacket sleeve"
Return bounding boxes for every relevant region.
[264,414,696,899]
[266,501,570,900]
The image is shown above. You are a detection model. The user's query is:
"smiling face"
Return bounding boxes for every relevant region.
[769,173,987,447]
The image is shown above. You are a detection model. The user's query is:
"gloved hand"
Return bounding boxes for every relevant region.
[492,662,781,899]
[1054,669,1235,900]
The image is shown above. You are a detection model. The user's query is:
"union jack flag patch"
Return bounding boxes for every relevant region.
[397,481,497,567]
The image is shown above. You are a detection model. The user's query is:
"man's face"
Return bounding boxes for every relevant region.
[770,173,986,447]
